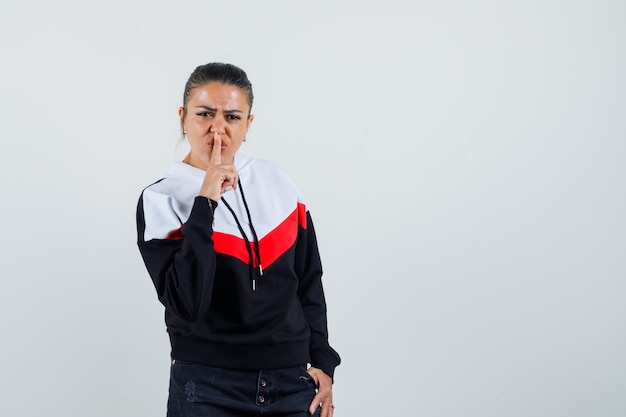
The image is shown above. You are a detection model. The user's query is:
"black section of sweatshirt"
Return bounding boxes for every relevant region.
[137,194,340,378]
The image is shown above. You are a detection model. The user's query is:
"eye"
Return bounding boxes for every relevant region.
[196,112,214,118]
[227,114,241,121]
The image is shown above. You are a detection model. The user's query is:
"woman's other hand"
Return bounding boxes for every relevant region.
[307,367,334,417]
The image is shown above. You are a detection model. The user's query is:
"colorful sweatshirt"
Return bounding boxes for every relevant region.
[136,154,340,378]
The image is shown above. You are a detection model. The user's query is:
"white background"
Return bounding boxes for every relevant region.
[1,1,625,416]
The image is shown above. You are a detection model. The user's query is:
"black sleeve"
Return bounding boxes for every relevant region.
[296,211,341,379]
[137,195,218,323]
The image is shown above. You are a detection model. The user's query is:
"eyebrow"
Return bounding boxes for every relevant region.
[194,105,244,114]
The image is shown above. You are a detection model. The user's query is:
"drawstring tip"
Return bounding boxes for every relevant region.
[259,265,263,276]
[252,279,256,291]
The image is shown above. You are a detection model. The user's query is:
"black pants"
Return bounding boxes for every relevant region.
[167,361,320,417]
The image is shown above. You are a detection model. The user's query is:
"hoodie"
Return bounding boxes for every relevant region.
[136,154,340,378]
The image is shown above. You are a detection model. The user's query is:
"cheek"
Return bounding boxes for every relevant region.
[187,135,206,150]
[190,119,206,130]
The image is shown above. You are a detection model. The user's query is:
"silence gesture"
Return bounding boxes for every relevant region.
[199,132,239,201]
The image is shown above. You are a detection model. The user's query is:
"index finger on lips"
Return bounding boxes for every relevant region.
[209,133,222,166]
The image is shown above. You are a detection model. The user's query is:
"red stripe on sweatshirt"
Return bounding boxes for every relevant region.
[214,203,307,268]
[165,203,308,269]
[166,226,185,240]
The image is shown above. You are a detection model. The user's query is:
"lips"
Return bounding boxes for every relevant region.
[208,142,227,148]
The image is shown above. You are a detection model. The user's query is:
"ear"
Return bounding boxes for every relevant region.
[246,114,254,130]
[178,107,186,132]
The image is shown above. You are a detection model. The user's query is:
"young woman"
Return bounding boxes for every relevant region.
[136,62,340,417]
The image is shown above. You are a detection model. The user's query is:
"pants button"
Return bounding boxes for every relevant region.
[259,396,265,403]
[260,380,267,387]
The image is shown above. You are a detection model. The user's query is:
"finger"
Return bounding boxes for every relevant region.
[320,403,333,417]
[219,169,239,195]
[308,389,320,415]
[222,168,238,188]
[322,398,334,417]
[209,133,222,166]
[308,393,329,416]
[309,397,333,417]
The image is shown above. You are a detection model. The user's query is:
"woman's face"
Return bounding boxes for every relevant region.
[179,82,253,169]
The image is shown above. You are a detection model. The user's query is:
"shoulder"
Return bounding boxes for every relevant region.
[141,162,202,199]
[142,162,203,198]
[138,162,203,239]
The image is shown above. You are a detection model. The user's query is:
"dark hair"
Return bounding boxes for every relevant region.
[181,62,254,118]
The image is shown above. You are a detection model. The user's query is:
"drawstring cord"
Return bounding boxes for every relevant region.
[220,179,263,291]
[238,180,263,277]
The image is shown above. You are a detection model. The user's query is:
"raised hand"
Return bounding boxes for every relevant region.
[199,133,239,201]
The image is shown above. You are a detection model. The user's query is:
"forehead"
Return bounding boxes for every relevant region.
[188,82,248,107]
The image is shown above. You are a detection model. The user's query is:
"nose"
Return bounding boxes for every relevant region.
[210,115,226,134]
